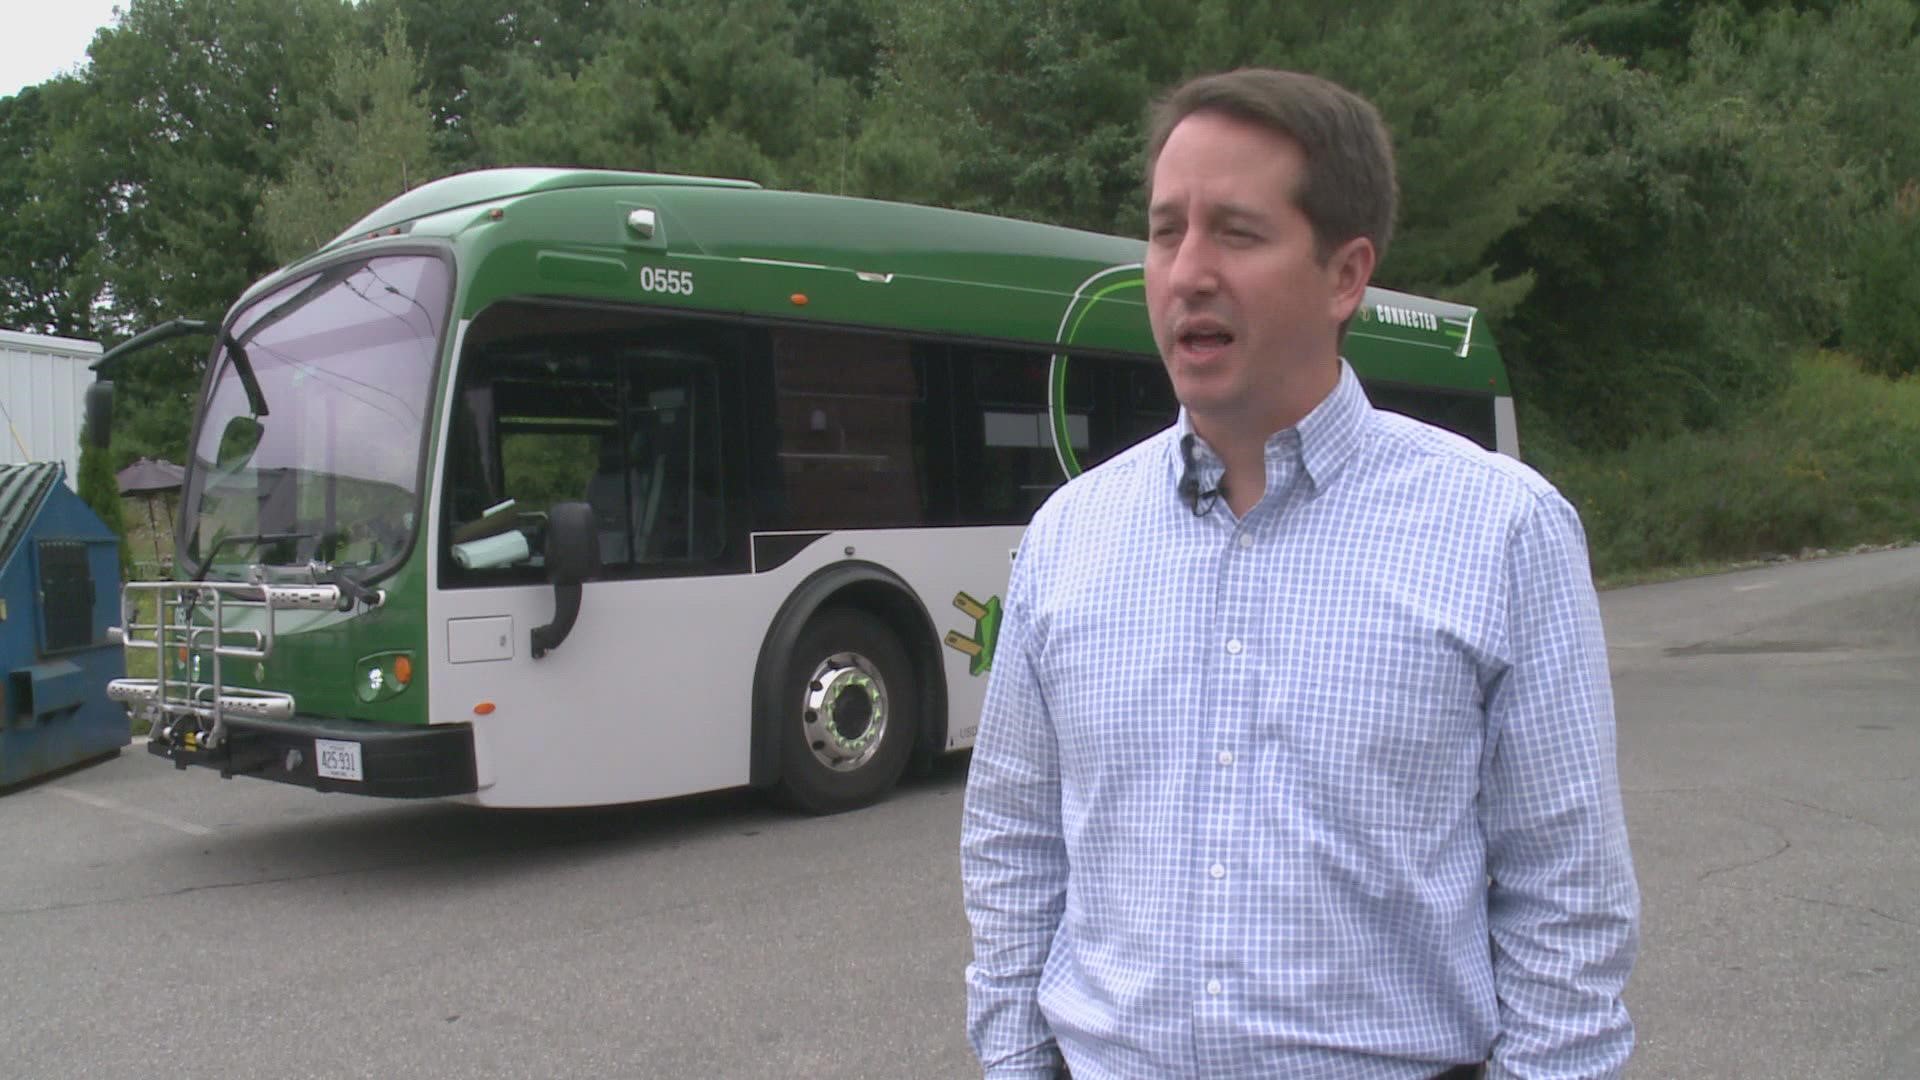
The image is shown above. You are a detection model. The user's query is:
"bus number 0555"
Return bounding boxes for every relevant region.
[640,266,694,296]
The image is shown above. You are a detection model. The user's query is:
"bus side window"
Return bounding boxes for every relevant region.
[770,328,926,530]
[953,348,1096,521]
[1365,382,1498,450]
[613,372,725,564]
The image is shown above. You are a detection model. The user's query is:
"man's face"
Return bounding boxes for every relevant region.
[1144,111,1370,442]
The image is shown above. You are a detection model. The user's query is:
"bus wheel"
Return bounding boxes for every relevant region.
[779,608,916,814]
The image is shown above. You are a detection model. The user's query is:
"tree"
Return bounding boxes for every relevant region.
[76,427,133,578]
[1257,0,1571,318]
[0,80,109,338]
[474,0,861,191]
[858,0,1567,319]
[1843,185,1920,378]
[71,0,355,333]
[1555,0,1701,75]
[356,0,619,168]
[258,19,442,264]
[1492,29,1863,448]
[854,0,1170,231]
[37,0,355,465]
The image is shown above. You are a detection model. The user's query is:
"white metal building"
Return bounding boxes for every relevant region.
[0,328,103,490]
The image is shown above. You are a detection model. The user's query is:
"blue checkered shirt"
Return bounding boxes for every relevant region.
[962,363,1638,1079]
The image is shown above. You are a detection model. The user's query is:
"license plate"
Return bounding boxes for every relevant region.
[314,738,364,782]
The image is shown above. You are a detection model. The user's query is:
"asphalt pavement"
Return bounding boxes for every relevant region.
[3,546,1919,1078]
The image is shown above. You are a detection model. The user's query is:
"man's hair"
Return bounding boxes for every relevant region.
[1145,69,1397,266]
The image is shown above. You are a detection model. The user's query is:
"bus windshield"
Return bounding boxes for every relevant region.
[181,253,450,580]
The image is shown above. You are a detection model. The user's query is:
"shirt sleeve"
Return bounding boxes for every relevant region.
[1481,490,1641,1079]
[961,539,1070,1079]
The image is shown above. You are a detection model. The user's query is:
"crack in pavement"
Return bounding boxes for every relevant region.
[0,856,427,918]
[1698,823,1791,883]
[1772,796,1889,833]
[1774,891,1917,930]
[0,832,632,919]
[1622,785,1718,796]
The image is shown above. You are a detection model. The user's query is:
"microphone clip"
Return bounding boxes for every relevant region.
[1178,433,1226,517]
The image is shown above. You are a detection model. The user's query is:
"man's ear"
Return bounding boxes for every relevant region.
[1325,236,1377,324]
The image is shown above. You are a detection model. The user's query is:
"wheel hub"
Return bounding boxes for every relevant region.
[803,652,889,772]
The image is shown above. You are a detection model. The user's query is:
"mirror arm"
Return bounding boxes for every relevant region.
[530,583,582,660]
[90,318,269,418]
[91,318,215,374]
[527,501,599,659]
[227,333,270,418]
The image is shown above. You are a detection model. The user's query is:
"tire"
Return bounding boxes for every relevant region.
[776,608,917,814]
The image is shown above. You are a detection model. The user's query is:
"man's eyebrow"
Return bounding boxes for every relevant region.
[1207,202,1271,226]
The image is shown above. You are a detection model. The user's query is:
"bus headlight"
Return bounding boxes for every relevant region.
[354,652,414,703]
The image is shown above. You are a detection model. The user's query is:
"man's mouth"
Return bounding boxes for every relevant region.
[1178,328,1235,353]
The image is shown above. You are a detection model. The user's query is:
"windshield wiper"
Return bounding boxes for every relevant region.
[317,563,383,611]
[93,318,269,418]
[195,530,316,570]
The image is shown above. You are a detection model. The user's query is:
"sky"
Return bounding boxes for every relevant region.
[0,0,124,99]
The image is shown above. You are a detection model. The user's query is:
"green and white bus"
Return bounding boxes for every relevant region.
[96,168,1515,813]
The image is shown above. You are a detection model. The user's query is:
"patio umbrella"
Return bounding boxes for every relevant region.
[115,457,185,564]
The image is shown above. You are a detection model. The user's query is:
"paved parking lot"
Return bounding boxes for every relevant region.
[3,547,1918,1078]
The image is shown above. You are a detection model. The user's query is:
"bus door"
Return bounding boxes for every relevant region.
[432,302,758,807]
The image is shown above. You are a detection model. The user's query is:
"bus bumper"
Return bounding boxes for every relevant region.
[148,716,477,798]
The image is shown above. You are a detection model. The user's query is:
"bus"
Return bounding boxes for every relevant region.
[95,168,1516,814]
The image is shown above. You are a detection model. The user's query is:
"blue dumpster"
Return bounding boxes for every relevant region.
[0,462,128,788]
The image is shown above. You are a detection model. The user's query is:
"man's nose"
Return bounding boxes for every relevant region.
[1166,232,1220,297]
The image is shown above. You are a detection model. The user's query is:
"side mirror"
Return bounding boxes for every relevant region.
[85,380,114,449]
[530,501,601,659]
[215,415,264,469]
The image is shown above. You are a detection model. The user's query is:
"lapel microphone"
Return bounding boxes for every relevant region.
[1177,433,1227,517]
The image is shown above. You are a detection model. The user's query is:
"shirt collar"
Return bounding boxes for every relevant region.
[1169,360,1373,499]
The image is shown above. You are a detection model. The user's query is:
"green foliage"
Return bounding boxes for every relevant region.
[854,0,1171,230]
[1492,24,1867,449]
[860,0,1568,317]
[6,0,356,468]
[1843,191,1920,378]
[68,0,354,331]
[472,0,862,191]
[5,0,1920,576]
[1549,354,1920,577]
[357,0,619,168]
[1555,0,1700,75]
[1277,0,1569,318]
[0,80,109,337]
[258,19,442,263]
[76,428,132,578]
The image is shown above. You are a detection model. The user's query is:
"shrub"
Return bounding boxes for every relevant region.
[1542,353,1920,578]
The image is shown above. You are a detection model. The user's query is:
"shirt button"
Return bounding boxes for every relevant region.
[1209,862,1225,879]
[1238,533,1254,548]
[1225,638,1243,655]
[1206,979,1223,995]
[1217,751,1234,766]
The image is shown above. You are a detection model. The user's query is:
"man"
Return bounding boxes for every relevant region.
[961,68,1639,1080]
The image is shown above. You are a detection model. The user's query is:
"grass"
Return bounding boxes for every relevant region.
[1537,353,1920,581]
